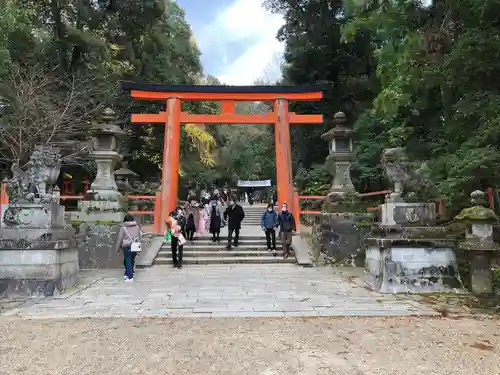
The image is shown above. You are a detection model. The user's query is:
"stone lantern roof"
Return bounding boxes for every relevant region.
[115,160,139,179]
[321,112,354,142]
[90,108,126,138]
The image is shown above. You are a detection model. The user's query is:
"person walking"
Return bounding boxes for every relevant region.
[166,207,187,268]
[206,198,223,243]
[184,200,200,241]
[278,203,296,259]
[223,198,245,250]
[261,203,278,255]
[115,214,143,282]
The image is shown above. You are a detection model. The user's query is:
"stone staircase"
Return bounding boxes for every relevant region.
[154,235,295,265]
[153,204,295,265]
[240,204,265,226]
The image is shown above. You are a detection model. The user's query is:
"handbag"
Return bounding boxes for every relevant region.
[124,227,142,253]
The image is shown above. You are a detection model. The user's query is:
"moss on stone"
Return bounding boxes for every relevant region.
[355,219,374,229]
[407,222,466,240]
[454,206,498,223]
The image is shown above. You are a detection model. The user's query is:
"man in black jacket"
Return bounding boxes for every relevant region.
[278,202,296,259]
[223,198,245,250]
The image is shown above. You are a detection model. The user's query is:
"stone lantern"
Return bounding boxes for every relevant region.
[321,111,356,198]
[74,107,127,223]
[454,190,500,294]
[87,108,125,200]
[115,160,139,197]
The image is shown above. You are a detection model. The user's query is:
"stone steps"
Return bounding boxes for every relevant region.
[154,256,295,265]
[153,233,295,266]
[157,249,287,257]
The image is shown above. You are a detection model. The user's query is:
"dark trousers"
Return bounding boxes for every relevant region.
[280,231,293,254]
[227,228,240,247]
[171,236,184,265]
[265,229,276,250]
[123,246,137,279]
[186,229,195,240]
[212,232,220,241]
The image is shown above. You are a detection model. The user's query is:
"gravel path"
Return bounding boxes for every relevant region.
[1,317,498,374]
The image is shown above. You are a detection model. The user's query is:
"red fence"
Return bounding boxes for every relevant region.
[296,189,448,224]
[0,183,163,233]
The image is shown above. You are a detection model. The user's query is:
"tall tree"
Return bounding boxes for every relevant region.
[264,0,377,175]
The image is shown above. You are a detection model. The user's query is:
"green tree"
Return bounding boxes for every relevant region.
[343,0,500,209]
[264,0,377,181]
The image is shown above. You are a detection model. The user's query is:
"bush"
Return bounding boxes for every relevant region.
[294,164,332,196]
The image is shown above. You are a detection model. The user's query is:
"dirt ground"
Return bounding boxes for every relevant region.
[1,317,498,375]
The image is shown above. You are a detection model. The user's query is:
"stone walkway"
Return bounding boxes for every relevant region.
[2,265,438,318]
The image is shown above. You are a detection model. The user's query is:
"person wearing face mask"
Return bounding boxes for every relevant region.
[277,202,296,259]
[223,198,245,249]
[261,203,278,255]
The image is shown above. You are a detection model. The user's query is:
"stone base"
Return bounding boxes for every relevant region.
[73,222,123,269]
[0,248,79,297]
[470,253,494,294]
[365,246,464,293]
[312,213,371,266]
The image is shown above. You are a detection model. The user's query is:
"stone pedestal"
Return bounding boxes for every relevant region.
[364,203,463,294]
[0,203,78,297]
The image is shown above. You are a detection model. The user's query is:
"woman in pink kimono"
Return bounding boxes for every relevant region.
[197,203,207,236]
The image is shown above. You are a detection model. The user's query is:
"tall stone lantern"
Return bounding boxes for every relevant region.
[321,111,356,198]
[87,108,125,199]
[74,107,127,223]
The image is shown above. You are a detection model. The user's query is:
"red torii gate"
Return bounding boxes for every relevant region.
[122,82,323,233]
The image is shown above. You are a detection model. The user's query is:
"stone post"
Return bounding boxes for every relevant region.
[321,112,356,199]
[454,190,500,294]
[0,147,78,297]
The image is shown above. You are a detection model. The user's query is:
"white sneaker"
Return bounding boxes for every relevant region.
[123,276,128,280]
[125,278,134,282]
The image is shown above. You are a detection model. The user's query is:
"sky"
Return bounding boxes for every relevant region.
[176,0,284,85]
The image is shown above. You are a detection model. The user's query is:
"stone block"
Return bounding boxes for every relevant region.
[0,248,79,297]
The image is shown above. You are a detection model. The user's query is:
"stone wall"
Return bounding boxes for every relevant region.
[311,212,373,266]
[73,222,123,269]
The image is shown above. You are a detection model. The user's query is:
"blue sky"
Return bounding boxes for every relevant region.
[176,0,284,85]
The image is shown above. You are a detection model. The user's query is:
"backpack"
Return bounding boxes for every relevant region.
[124,227,142,253]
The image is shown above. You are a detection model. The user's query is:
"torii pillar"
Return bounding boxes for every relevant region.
[275,99,294,209]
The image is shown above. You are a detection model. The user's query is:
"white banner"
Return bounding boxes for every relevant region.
[237,180,272,188]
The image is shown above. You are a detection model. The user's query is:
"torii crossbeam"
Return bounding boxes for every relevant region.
[122,82,324,233]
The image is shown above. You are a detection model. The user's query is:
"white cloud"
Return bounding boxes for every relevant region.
[197,0,284,85]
